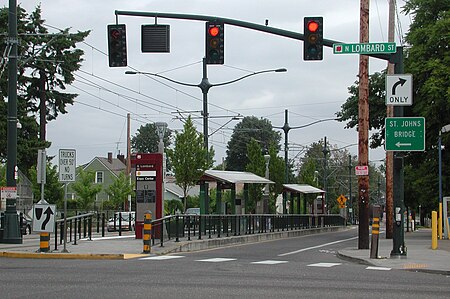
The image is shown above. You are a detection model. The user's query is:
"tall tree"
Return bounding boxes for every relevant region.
[402,0,450,214]
[131,123,171,153]
[167,116,214,211]
[226,116,281,171]
[71,169,102,211]
[0,5,89,175]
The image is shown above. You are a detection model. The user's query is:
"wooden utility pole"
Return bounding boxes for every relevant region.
[385,0,396,239]
[358,0,370,249]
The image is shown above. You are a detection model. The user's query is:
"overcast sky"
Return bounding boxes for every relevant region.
[7,0,411,168]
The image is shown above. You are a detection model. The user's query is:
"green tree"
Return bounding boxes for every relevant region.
[402,0,450,215]
[167,116,214,211]
[226,116,281,171]
[0,5,89,176]
[245,138,265,213]
[29,163,64,207]
[71,169,102,211]
[336,70,387,148]
[131,123,171,153]
[104,173,134,210]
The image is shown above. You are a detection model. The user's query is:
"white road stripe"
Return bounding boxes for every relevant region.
[278,236,358,257]
[307,262,342,268]
[196,258,237,263]
[366,266,391,271]
[140,255,185,260]
[251,260,288,265]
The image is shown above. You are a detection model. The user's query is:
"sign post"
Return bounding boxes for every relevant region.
[58,149,76,253]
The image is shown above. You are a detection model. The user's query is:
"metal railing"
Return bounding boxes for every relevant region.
[150,214,345,247]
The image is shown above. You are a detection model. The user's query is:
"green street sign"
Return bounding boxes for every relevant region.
[385,117,425,151]
[333,42,396,54]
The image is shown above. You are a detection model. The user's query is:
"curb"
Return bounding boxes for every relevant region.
[0,251,149,260]
[337,251,450,276]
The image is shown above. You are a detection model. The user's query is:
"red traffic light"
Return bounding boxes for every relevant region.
[307,21,319,33]
[208,26,220,37]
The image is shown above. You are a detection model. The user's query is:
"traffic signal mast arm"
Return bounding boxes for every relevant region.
[115,10,398,63]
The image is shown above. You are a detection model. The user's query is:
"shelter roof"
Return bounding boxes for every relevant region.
[283,184,325,194]
[200,170,273,184]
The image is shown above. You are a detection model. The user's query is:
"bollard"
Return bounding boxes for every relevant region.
[432,211,438,250]
[370,205,381,259]
[143,210,152,254]
[39,233,50,252]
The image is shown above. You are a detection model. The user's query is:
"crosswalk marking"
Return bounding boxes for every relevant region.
[251,260,288,265]
[196,258,237,263]
[307,262,342,268]
[140,255,185,260]
[366,266,391,271]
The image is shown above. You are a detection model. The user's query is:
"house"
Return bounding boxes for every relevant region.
[68,152,127,209]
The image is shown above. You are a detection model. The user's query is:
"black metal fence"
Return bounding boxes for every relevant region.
[151,214,346,247]
[46,212,344,251]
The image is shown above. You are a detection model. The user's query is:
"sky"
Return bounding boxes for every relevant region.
[5,0,411,169]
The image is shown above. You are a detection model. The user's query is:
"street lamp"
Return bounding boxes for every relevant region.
[322,137,329,214]
[126,61,286,216]
[155,122,168,221]
[439,124,450,239]
[275,109,336,214]
[126,61,286,156]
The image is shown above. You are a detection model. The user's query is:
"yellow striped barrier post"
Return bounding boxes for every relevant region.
[39,233,50,252]
[143,211,152,254]
[370,205,381,259]
[432,211,438,250]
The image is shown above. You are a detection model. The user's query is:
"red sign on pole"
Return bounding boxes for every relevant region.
[355,165,369,176]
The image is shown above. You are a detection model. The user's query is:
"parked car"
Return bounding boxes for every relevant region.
[20,214,32,235]
[184,208,200,227]
[107,212,135,232]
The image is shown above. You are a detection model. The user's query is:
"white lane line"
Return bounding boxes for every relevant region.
[251,260,288,265]
[307,262,342,268]
[140,255,185,260]
[366,266,391,271]
[278,236,358,257]
[89,235,135,241]
[196,258,237,263]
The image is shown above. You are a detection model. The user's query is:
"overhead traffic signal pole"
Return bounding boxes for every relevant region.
[114,10,404,250]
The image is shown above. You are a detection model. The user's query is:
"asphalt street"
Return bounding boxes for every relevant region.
[1,228,450,298]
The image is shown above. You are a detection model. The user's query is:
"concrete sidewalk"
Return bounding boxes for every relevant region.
[338,228,450,275]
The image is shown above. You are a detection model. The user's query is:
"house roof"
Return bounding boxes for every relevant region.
[81,156,126,178]
[200,170,273,184]
[165,182,201,198]
[283,184,325,194]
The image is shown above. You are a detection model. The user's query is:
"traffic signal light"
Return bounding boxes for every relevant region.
[107,24,127,67]
[303,17,323,61]
[205,21,224,64]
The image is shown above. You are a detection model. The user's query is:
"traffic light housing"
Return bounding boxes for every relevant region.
[107,24,127,67]
[303,17,323,61]
[205,21,224,64]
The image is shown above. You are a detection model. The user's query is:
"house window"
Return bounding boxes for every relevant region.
[95,171,104,184]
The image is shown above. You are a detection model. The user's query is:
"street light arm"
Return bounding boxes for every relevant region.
[211,68,287,88]
[125,71,199,88]
[290,118,337,130]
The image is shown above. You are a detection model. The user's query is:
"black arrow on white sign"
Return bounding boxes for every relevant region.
[391,78,407,95]
[41,207,54,230]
